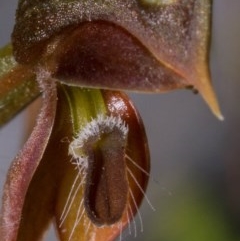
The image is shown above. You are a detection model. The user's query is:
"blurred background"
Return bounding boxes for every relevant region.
[0,1,240,241]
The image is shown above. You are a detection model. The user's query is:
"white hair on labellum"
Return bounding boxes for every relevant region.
[61,113,154,240]
[115,152,155,241]
[60,114,129,240]
[69,114,128,156]
[126,166,155,212]
[69,114,128,172]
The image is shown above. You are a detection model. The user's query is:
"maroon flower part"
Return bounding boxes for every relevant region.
[0,75,57,240]
[0,1,221,241]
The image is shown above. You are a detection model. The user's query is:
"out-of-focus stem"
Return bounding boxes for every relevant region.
[0,44,40,127]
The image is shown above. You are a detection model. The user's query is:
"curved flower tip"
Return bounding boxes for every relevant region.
[0,83,149,241]
[196,75,224,120]
[12,0,221,118]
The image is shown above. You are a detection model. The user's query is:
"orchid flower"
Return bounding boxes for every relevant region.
[0,1,222,241]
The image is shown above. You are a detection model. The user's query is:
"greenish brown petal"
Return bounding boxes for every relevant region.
[16,85,69,241]
[0,44,40,127]
[0,79,57,241]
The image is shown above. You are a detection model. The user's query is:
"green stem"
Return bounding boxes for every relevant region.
[61,85,107,134]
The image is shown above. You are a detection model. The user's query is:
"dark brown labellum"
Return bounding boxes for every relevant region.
[69,115,129,226]
[84,128,128,225]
